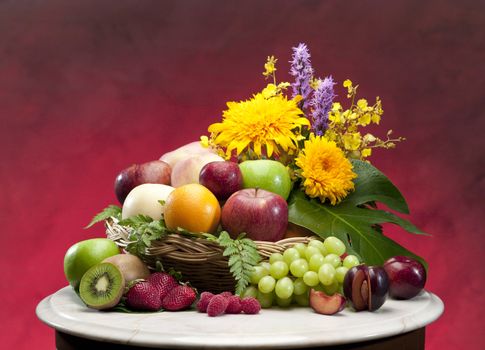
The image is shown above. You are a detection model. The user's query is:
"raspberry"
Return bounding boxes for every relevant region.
[225,295,242,314]
[196,291,214,313]
[241,297,261,314]
[219,291,233,298]
[206,294,229,317]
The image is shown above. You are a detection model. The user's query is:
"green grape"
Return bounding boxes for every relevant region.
[323,236,346,256]
[312,284,325,292]
[335,266,349,284]
[323,280,339,295]
[257,291,274,308]
[308,240,327,256]
[308,253,325,272]
[249,265,269,284]
[294,291,310,306]
[293,278,308,295]
[260,261,271,272]
[318,263,336,286]
[303,271,319,287]
[258,275,276,293]
[324,253,342,268]
[293,243,307,257]
[276,296,293,307]
[337,284,344,295]
[269,252,284,264]
[275,277,294,299]
[241,285,258,298]
[283,248,301,265]
[304,246,321,261]
[343,255,360,269]
[290,258,309,277]
[269,261,289,279]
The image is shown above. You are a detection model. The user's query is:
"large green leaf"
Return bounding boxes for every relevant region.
[288,160,428,269]
[345,160,409,213]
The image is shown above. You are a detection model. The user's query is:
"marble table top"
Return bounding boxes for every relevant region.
[36,287,443,349]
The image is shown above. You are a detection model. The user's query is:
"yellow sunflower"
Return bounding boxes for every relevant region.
[295,134,357,205]
[208,93,309,159]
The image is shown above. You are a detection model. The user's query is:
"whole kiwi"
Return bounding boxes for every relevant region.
[79,262,125,310]
[102,254,150,283]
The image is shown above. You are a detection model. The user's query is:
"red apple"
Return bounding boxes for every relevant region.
[114,160,171,204]
[199,161,243,201]
[309,289,346,315]
[221,188,288,241]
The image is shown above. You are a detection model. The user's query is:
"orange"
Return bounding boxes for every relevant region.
[163,183,221,234]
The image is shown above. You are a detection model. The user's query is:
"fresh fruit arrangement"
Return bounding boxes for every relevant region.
[65,43,430,316]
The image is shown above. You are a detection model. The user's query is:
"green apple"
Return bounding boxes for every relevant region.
[239,159,292,200]
[64,238,120,291]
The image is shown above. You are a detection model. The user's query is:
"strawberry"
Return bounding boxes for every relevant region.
[126,281,162,311]
[162,284,196,311]
[207,294,229,317]
[148,272,179,301]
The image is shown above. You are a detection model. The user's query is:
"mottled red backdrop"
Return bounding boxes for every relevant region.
[1,0,484,349]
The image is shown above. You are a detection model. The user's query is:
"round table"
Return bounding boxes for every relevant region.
[36,287,443,349]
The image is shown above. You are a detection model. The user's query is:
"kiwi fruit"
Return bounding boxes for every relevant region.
[102,254,150,283]
[79,262,125,310]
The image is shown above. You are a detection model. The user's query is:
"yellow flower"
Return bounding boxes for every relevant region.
[361,148,372,158]
[200,135,209,148]
[296,134,357,205]
[208,93,309,159]
[262,82,292,99]
[358,113,371,126]
[342,132,362,151]
[263,56,277,77]
[262,83,278,99]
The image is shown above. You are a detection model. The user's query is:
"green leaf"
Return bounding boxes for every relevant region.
[346,160,409,214]
[288,164,429,269]
[85,205,121,228]
[119,215,168,256]
[216,232,261,295]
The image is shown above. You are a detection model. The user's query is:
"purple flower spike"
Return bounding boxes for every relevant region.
[290,43,314,110]
[311,76,336,136]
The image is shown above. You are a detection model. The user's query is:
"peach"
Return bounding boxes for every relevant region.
[170,153,224,188]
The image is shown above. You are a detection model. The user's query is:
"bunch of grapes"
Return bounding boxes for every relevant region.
[241,237,360,308]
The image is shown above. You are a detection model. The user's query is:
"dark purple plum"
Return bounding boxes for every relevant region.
[199,161,243,201]
[384,256,426,300]
[114,160,171,204]
[343,265,389,311]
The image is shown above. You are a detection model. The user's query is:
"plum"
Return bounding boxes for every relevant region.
[343,265,389,311]
[114,160,171,204]
[199,161,243,201]
[309,289,346,315]
[384,256,426,300]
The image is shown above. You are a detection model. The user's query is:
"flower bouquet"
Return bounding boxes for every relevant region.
[76,43,427,314]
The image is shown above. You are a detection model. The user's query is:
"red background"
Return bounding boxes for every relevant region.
[1,0,484,349]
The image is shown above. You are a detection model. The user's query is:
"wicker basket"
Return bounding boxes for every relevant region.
[106,220,316,294]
